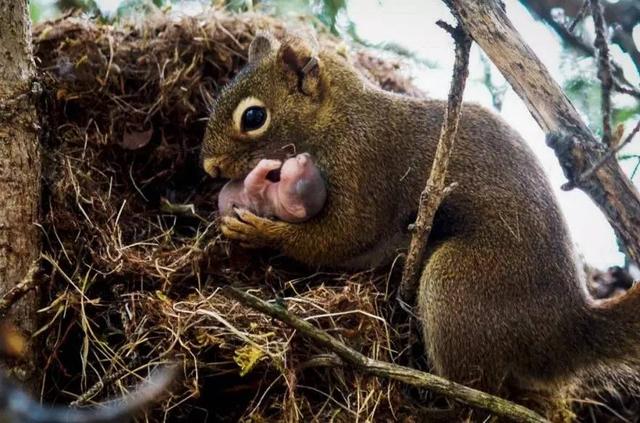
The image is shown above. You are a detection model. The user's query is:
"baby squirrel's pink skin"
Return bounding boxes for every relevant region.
[218,153,327,223]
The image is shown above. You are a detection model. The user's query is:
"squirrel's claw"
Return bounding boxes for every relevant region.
[220,208,285,248]
[220,215,254,245]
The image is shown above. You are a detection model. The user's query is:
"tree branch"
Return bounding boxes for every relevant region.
[223,286,548,423]
[567,0,589,33]
[399,23,471,304]
[446,0,640,265]
[590,0,613,146]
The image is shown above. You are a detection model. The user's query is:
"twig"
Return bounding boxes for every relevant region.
[568,0,590,33]
[398,22,471,304]
[480,53,508,111]
[590,0,614,146]
[614,81,640,99]
[223,286,548,423]
[0,259,42,316]
[578,120,640,182]
[70,360,141,406]
[629,157,640,180]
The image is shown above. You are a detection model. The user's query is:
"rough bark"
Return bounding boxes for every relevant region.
[446,0,640,265]
[0,0,41,382]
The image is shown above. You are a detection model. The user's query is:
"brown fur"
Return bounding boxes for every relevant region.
[201,33,640,413]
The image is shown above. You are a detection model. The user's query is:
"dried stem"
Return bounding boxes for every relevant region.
[398,23,471,304]
[223,286,548,423]
[70,360,142,407]
[590,0,614,146]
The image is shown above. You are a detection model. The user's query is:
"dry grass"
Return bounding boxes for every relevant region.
[33,8,423,422]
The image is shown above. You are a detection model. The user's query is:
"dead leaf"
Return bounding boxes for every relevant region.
[121,128,153,150]
[234,344,265,377]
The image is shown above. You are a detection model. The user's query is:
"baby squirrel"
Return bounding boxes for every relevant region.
[218,153,327,223]
[201,33,640,411]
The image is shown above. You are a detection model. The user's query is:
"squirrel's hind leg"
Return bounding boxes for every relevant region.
[416,237,574,417]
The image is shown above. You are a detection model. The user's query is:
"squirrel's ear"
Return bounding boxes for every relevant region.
[278,36,321,96]
[248,33,280,64]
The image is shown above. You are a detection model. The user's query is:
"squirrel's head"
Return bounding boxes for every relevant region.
[201,32,327,180]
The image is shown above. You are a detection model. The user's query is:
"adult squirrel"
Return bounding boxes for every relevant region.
[201,33,640,411]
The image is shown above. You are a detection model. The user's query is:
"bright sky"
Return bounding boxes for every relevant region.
[95,0,121,14]
[347,0,640,269]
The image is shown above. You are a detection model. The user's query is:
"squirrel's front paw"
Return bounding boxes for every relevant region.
[220,208,287,248]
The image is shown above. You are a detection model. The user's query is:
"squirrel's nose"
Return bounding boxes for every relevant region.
[202,157,221,178]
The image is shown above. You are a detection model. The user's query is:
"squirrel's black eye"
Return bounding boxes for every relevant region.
[242,106,267,132]
[233,97,270,137]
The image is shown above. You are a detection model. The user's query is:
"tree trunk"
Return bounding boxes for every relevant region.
[446,0,640,265]
[0,0,41,382]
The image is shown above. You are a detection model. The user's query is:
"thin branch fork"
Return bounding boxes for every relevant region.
[398,22,471,304]
[447,0,640,265]
[223,286,548,423]
[578,120,640,183]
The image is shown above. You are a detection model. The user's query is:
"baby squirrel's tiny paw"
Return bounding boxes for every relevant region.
[220,208,287,248]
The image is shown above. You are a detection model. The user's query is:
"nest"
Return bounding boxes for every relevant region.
[31,8,637,422]
[33,9,424,422]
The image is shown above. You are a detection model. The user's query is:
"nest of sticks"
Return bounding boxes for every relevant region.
[30,7,636,422]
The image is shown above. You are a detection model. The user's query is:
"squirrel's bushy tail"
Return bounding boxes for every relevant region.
[582,283,640,388]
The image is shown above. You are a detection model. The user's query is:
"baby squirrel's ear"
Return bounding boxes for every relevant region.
[277,35,321,97]
[248,32,280,64]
